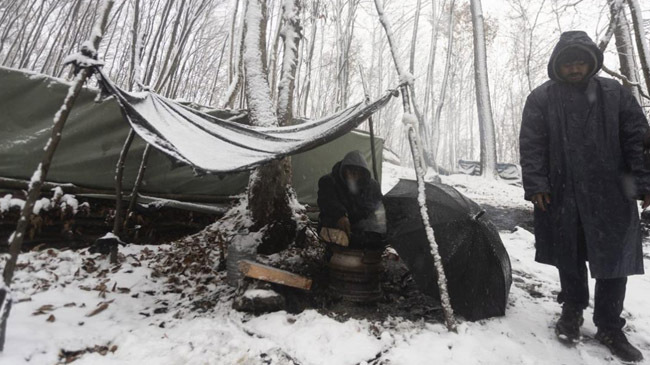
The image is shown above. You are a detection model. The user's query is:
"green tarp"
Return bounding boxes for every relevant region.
[0,66,383,207]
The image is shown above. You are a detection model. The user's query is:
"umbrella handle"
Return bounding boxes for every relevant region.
[473,210,486,220]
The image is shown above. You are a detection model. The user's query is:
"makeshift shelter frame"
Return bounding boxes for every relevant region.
[400,85,457,332]
[0,0,116,351]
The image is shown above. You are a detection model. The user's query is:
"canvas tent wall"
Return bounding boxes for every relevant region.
[0,66,383,208]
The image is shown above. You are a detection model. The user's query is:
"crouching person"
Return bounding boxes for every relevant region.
[317,150,386,250]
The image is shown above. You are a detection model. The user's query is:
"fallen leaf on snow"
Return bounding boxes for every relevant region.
[85,300,114,317]
[32,304,55,315]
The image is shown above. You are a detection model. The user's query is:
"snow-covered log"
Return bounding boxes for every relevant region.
[470,0,498,179]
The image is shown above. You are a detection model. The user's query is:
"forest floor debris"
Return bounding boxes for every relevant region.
[2,169,650,364]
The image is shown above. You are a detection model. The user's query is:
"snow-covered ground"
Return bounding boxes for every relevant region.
[2,164,650,364]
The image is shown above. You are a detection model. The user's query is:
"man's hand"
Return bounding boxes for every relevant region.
[337,216,351,236]
[531,193,551,212]
[643,195,650,210]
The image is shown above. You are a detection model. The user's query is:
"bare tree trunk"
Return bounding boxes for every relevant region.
[268,2,284,101]
[300,1,319,115]
[606,0,640,100]
[470,0,498,178]
[409,0,422,75]
[276,0,302,124]
[0,0,115,351]
[128,0,141,90]
[432,0,455,171]
[143,0,173,86]
[229,0,240,84]
[223,2,247,108]
[243,0,295,254]
[209,33,230,106]
[626,0,650,95]
[153,0,188,92]
[373,0,436,172]
[423,0,441,118]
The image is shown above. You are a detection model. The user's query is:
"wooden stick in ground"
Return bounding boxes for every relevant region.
[110,128,135,263]
[125,143,152,229]
[400,85,457,332]
[0,294,11,352]
[0,0,116,352]
[358,65,379,180]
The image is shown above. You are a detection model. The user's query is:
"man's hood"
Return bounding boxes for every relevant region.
[547,31,603,82]
[337,150,371,181]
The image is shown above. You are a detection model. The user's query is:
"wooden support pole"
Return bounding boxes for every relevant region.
[0,0,116,351]
[400,85,457,332]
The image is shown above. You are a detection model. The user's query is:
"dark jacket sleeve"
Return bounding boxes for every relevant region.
[618,86,650,196]
[317,175,347,227]
[520,91,551,201]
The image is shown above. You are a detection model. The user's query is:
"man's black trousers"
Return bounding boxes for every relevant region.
[556,222,628,330]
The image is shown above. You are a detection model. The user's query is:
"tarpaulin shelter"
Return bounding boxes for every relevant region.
[0,66,388,209]
[384,179,512,321]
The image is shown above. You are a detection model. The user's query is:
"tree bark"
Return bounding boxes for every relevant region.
[243,0,295,254]
[276,0,302,125]
[606,0,640,100]
[469,0,498,178]
[626,0,650,96]
[433,1,455,171]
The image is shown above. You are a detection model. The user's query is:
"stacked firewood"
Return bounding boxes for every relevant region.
[0,189,220,251]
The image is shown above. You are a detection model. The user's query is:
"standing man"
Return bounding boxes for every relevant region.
[520,31,649,362]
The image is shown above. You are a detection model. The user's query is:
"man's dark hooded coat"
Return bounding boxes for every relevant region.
[317,151,383,234]
[520,31,650,279]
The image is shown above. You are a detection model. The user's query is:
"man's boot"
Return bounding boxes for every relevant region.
[595,329,644,363]
[555,305,584,343]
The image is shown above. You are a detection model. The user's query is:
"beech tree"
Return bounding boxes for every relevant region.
[470,0,498,178]
[243,0,303,254]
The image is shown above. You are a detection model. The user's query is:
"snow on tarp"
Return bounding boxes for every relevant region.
[96,69,396,173]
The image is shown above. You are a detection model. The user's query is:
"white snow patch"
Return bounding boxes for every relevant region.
[401,112,418,128]
[243,289,279,300]
[0,195,25,213]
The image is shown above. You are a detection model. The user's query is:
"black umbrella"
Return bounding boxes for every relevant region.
[383,179,512,321]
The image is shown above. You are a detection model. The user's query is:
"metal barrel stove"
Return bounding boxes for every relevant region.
[328,244,384,302]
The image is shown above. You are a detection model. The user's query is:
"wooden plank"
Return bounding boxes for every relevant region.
[238,260,312,291]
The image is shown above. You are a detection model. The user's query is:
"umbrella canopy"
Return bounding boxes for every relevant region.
[384,179,512,321]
